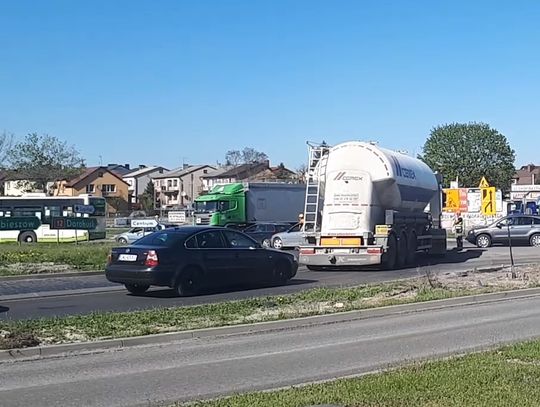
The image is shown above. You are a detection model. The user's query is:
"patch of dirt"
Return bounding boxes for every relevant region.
[435,264,540,290]
[0,330,40,349]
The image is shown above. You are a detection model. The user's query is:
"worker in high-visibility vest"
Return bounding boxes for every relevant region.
[453,212,464,250]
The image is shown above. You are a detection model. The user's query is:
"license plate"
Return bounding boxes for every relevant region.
[118,254,137,262]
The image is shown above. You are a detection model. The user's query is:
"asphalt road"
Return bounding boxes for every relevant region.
[1,243,539,320]
[2,294,540,407]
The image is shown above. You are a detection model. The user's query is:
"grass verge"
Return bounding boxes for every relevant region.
[0,276,517,350]
[0,243,114,276]
[182,340,540,407]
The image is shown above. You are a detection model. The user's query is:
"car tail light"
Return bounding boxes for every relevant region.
[145,250,159,267]
[367,248,382,254]
[300,248,315,255]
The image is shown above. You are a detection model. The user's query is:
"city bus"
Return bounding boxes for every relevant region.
[0,194,107,243]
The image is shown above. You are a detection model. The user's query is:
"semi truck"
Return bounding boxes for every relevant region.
[299,141,447,270]
[194,182,306,227]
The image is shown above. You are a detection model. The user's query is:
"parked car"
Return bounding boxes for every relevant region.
[242,222,293,247]
[115,225,166,244]
[271,223,307,250]
[105,226,298,296]
[466,215,540,248]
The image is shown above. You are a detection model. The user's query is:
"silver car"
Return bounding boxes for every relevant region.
[115,225,165,244]
[466,215,540,248]
[271,223,309,250]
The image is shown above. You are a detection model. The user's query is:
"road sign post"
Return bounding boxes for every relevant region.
[50,217,97,244]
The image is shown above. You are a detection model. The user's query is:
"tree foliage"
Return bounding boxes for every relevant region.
[139,181,156,214]
[225,147,268,165]
[420,123,515,190]
[8,133,85,192]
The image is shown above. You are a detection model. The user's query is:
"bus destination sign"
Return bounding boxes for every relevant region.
[51,217,97,230]
[0,217,41,231]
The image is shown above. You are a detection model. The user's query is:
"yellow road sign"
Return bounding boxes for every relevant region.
[479,177,490,188]
[481,187,496,215]
[444,189,459,211]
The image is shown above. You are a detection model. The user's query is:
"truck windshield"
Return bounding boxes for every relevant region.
[195,201,230,213]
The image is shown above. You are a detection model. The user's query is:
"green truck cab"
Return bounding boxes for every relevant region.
[194,182,306,227]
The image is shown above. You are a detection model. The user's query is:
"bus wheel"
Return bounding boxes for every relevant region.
[19,231,37,243]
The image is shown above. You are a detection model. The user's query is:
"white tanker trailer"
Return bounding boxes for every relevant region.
[299,141,447,270]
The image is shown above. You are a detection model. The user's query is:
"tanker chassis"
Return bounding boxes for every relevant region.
[299,141,447,270]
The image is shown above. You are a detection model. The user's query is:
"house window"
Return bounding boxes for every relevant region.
[173,179,178,187]
[203,169,208,174]
[102,184,116,193]
[86,184,95,193]
[167,180,172,188]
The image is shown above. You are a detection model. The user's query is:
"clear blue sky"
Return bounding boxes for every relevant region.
[1,0,539,171]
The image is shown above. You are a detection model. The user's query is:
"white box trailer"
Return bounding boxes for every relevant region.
[299,141,447,270]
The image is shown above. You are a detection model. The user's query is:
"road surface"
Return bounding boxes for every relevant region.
[1,244,539,320]
[1,294,540,407]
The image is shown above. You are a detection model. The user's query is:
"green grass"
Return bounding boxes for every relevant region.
[0,243,114,276]
[0,280,498,350]
[181,340,540,407]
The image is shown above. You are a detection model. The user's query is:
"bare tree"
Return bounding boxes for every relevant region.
[225,150,242,166]
[296,164,307,183]
[0,132,14,168]
[241,147,268,164]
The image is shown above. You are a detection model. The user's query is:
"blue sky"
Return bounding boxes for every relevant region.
[1,0,539,171]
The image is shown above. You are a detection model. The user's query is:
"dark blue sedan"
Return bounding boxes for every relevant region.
[105,226,298,296]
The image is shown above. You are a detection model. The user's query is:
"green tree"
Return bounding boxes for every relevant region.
[139,181,156,215]
[8,133,85,193]
[420,123,515,190]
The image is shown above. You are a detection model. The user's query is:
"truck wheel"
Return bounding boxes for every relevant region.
[396,232,408,269]
[382,234,398,270]
[406,231,417,266]
[18,231,37,244]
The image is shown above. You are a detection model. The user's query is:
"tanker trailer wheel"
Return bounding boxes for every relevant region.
[396,232,408,269]
[406,231,417,266]
[382,234,398,270]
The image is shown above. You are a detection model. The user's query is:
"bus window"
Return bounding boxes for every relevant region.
[12,206,42,218]
[43,205,61,223]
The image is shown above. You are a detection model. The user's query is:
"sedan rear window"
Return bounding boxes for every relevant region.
[133,232,184,247]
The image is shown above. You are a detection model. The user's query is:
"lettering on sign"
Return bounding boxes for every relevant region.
[0,217,41,231]
[50,217,97,230]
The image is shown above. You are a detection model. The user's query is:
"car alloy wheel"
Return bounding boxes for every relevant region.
[476,234,491,248]
[272,237,283,249]
[530,234,540,247]
[262,238,271,248]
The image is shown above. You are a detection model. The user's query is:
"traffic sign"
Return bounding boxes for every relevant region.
[168,211,186,224]
[481,187,496,215]
[131,219,158,228]
[0,217,41,231]
[50,217,97,230]
[444,189,460,212]
[479,177,490,188]
[74,204,95,215]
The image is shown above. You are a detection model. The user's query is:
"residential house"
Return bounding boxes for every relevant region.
[513,164,540,185]
[200,161,270,192]
[1,171,55,196]
[106,163,132,177]
[200,161,299,192]
[54,167,130,214]
[152,165,215,209]
[123,165,168,209]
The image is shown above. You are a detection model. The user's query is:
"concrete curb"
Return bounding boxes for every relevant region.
[2,287,540,362]
[0,270,104,281]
